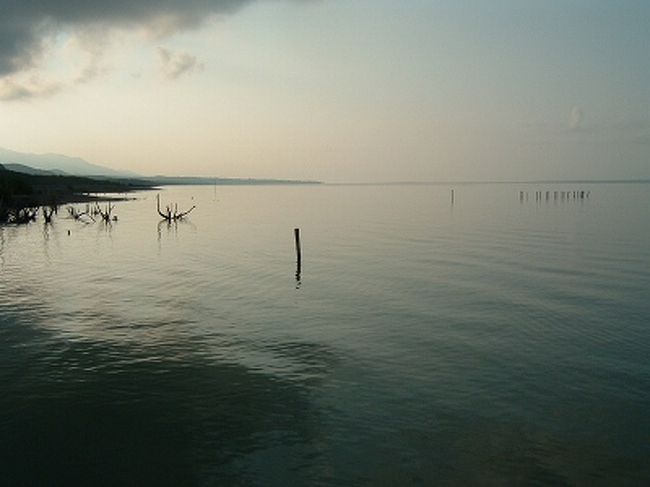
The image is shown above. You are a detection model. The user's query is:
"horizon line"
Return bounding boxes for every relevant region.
[325,178,650,186]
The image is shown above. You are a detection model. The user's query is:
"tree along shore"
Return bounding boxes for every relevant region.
[0,164,154,224]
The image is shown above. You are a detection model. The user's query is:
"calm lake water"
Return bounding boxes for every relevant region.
[1,183,649,485]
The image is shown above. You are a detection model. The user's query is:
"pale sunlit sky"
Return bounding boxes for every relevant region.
[0,0,649,181]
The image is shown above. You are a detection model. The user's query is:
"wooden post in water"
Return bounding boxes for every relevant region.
[294,228,302,277]
[451,189,454,205]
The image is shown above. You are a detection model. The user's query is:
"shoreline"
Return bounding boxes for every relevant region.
[0,166,155,223]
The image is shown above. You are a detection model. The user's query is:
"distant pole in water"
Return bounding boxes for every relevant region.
[451,189,454,204]
[294,228,302,275]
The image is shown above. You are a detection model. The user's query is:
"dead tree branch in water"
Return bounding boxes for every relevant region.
[157,194,195,221]
[42,206,56,223]
[95,203,117,222]
[9,207,38,224]
[67,205,94,222]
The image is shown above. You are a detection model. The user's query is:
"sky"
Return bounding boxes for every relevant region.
[0,0,649,182]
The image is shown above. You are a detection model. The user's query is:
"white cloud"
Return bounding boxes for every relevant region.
[0,0,309,99]
[0,76,63,101]
[158,47,204,80]
[568,106,583,130]
[0,32,112,101]
[0,0,257,78]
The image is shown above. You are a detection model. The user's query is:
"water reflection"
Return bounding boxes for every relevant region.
[157,218,196,242]
[0,226,5,268]
[1,184,649,485]
[0,297,340,485]
[41,223,53,262]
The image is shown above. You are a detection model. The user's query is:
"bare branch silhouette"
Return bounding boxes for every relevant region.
[157,194,195,221]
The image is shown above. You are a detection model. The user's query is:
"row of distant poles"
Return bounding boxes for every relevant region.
[449,189,591,204]
[294,188,591,284]
[519,190,590,202]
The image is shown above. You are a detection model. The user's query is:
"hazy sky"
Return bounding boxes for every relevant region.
[0,0,648,181]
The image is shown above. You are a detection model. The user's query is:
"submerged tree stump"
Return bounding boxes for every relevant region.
[157,194,195,221]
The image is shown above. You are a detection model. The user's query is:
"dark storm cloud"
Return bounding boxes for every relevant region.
[0,0,257,76]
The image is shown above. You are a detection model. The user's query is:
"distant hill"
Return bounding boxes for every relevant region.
[2,163,67,176]
[0,147,140,178]
[0,147,321,185]
[0,165,153,210]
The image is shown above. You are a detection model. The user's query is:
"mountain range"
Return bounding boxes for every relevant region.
[0,147,321,185]
[0,147,139,178]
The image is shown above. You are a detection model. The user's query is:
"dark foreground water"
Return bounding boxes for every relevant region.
[1,184,649,485]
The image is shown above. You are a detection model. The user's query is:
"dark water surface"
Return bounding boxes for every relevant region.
[1,184,649,485]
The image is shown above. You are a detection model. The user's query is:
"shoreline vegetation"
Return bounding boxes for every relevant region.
[0,163,322,224]
[0,164,153,224]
